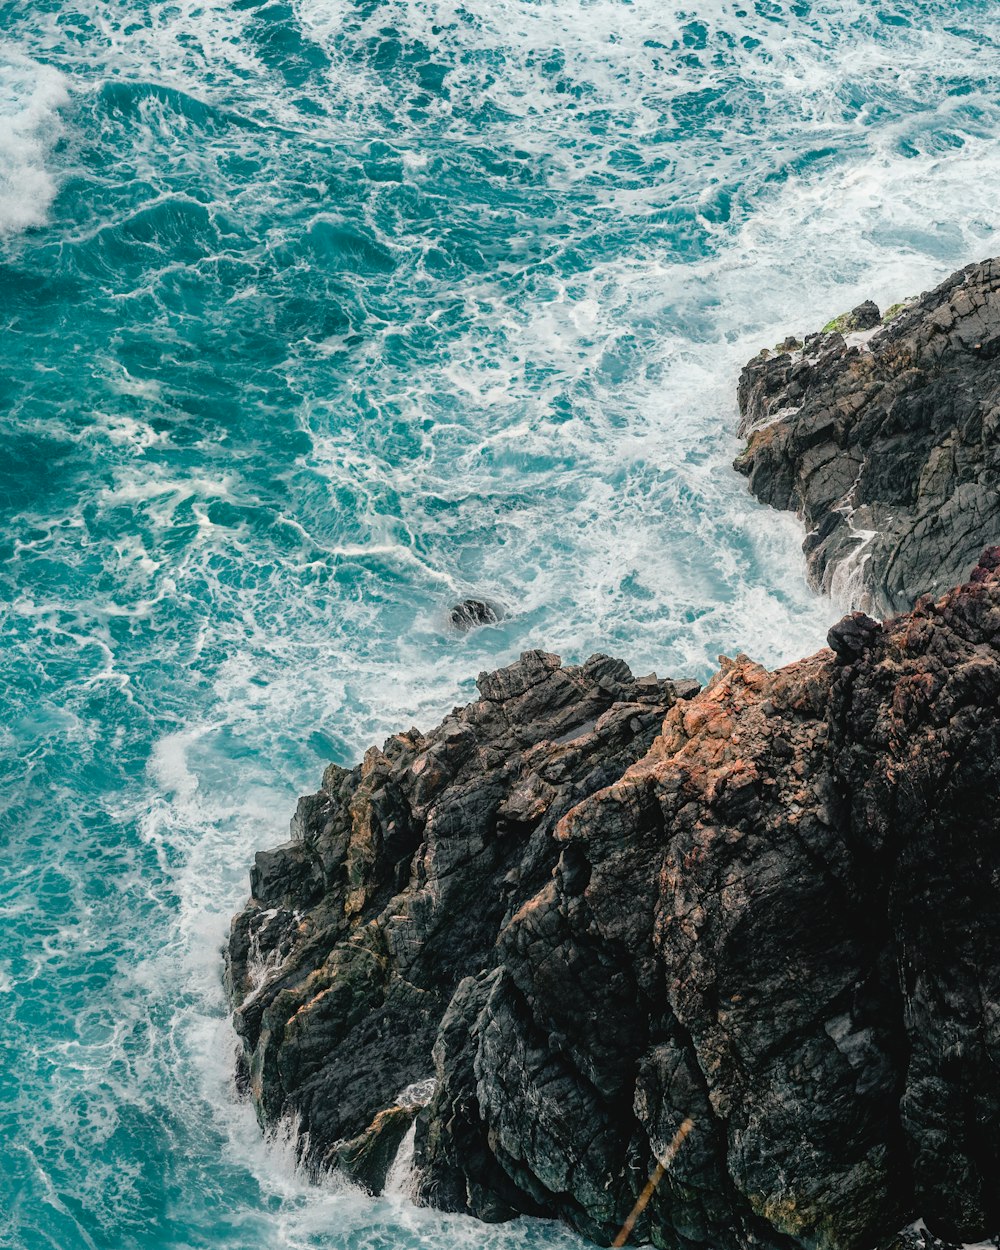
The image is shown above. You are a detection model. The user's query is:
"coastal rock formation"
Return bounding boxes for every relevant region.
[736,258,1000,616]
[229,551,1000,1250]
[226,652,698,1200]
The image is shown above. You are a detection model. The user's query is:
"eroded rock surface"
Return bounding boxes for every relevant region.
[226,651,698,1200]
[229,551,1000,1250]
[736,258,1000,615]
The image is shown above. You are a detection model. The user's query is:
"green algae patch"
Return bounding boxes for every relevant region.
[821,311,852,334]
[882,297,918,323]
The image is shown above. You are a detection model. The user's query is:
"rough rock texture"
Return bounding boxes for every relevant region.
[226,651,698,1195]
[229,551,1000,1250]
[736,258,1000,616]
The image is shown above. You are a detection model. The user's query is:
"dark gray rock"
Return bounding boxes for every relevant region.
[329,1103,419,1193]
[449,598,502,631]
[845,299,882,331]
[735,258,1000,615]
[826,611,881,663]
[226,650,698,1196]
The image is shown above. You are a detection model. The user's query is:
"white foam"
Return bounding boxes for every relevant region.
[829,528,878,616]
[0,53,67,236]
[383,1122,419,1199]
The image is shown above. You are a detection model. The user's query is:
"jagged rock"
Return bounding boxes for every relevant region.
[735,258,1000,615]
[329,1103,419,1193]
[229,551,1000,1250]
[226,650,698,1196]
[826,611,881,663]
[843,300,882,332]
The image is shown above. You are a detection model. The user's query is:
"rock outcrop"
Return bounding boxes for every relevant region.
[226,652,698,1202]
[449,597,503,632]
[229,550,1000,1250]
[229,258,1000,1245]
[736,258,1000,616]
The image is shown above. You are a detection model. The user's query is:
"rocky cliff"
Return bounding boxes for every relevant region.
[228,545,1000,1250]
[228,259,1000,1250]
[226,654,699,1205]
[736,258,1000,616]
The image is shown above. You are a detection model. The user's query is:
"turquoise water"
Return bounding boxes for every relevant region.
[3,2,1000,1247]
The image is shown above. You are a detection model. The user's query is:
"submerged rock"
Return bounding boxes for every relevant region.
[229,551,1000,1250]
[449,597,502,631]
[735,257,1000,615]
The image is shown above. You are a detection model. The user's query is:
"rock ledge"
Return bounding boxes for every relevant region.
[736,258,1000,615]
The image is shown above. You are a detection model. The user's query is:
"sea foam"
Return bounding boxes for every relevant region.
[0,54,67,236]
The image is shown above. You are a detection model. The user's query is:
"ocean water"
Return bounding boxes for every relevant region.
[3,2,1000,1247]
